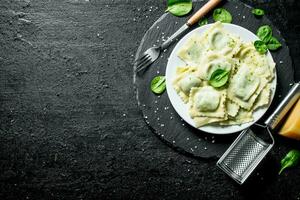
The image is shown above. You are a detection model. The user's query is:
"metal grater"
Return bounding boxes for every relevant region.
[217,82,300,184]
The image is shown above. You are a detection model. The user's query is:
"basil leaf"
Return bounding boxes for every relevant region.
[213,8,232,23]
[151,76,166,94]
[209,69,229,88]
[279,150,300,175]
[267,36,282,51]
[256,25,272,43]
[166,0,192,17]
[254,40,268,54]
[252,8,265,16]
[198,18,208,26]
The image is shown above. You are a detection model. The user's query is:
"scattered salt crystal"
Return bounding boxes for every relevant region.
[172,140,176,144]
[186,137,190,141]
[144,116,148,119]
[157,117,160,121]
[212,140,215,144]
[161,124,165,127]
[122,113,126,117]
[182,123,185,126]
[170,116,173,120]
[242,16,245,19]
[279,60,283,64]
[157,26,159,29]
[204,147,207,150]
[194,146,198,149]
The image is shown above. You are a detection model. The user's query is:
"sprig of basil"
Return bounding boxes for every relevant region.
[254,25,282,54]
[279,150,300,175]
[254,40,268,54]
[166,0,192,17]
[209,69,230,88]
[151,76,166,94]
[198,18,208,26]
[267,36,282,50]
[252,8,265,17]
[257,25,272,43]
[213,8,232,23]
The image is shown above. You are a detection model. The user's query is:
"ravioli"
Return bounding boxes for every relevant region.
[196,53,234,81]
[220,108,253,125]
[173,66,201,103]
[189,86,226,119]
[235,43,275,81]
[205,22,241,56]
[193,115,227,127]
[253,84,271,110]
[226,100,240,118]
[228,65,268,110]
[177,34,206,66]
[232,64,260,101]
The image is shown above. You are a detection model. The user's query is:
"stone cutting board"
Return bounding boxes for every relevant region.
[134,0,294,159]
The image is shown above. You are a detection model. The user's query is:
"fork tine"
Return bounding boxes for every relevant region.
[136,57,152,72]
[134,54,148,64]
[135,55,150,67]
[136,58,151,71]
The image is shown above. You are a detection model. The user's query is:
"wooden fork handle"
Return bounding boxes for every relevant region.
[187,0,222,26]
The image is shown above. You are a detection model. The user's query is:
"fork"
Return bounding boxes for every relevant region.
[134,0,222,73]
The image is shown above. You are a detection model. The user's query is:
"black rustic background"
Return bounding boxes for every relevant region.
[0,0,300,199]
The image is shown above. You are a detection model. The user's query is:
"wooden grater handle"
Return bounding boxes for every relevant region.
[187,0,222,26]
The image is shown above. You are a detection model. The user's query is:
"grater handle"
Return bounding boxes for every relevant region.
[265,82,300,130]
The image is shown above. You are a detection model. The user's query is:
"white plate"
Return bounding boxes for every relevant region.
[165,23,277,134]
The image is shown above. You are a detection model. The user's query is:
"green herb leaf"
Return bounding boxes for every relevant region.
[254,40,268,54]
[151,76,166,94]
[267,36,282,51]
[256,25,272,43]
[252,8,265,17]
[213,8,232,23]
[166,0,192,17]
[209,69,230,88]
[279,150,300,175]
[198,18,208,26]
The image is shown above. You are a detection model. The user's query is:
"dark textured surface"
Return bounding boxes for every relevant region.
[134,0,294,158]
[0,0,300,199]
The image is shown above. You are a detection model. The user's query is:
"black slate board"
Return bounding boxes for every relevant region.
[134,0,294,159]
